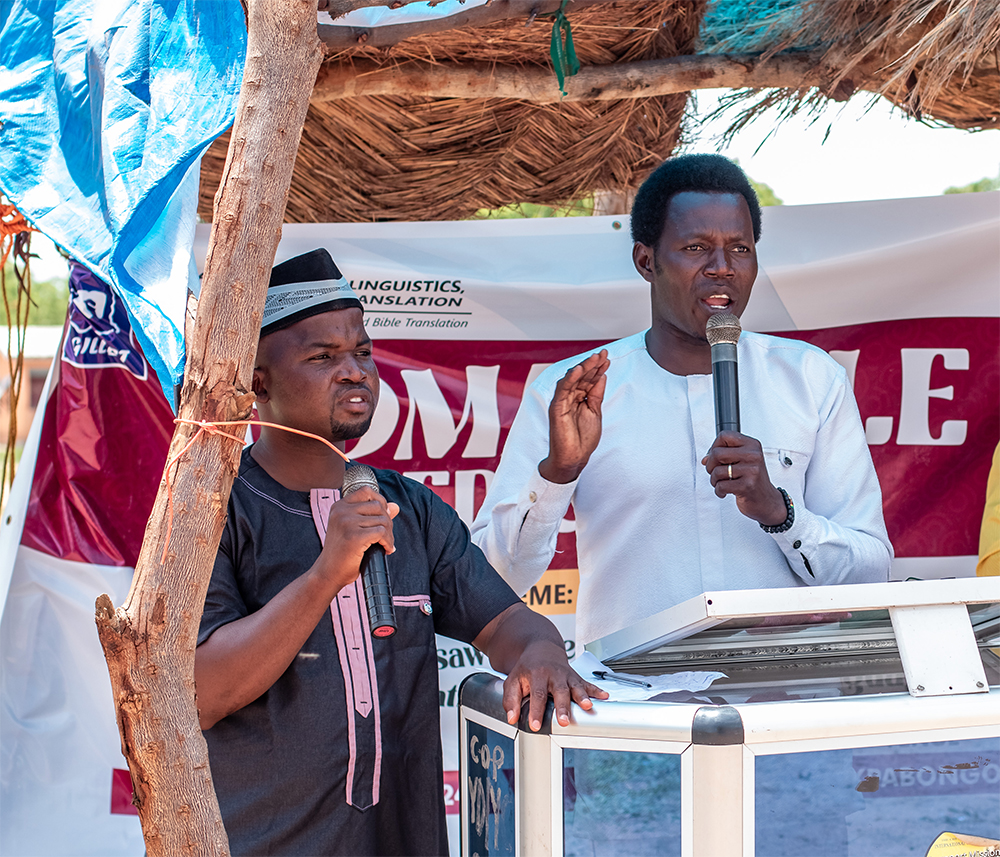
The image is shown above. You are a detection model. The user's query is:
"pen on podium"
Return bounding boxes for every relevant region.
[592,670,652,689]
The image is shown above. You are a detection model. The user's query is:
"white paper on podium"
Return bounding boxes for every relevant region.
[572,651,726,702]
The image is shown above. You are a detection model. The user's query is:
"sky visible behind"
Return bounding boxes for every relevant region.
[687,89,999,205]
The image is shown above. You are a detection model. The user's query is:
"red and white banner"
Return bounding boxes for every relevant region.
[0,264,172,855]
[0,193,995,855]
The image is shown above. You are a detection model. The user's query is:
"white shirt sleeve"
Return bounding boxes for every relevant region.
[765,362,893,585]
[470,377,576,596]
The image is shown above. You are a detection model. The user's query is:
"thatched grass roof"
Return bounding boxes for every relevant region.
[197,0,999,224]
[200,0,701,223]
[703,0,1000,136]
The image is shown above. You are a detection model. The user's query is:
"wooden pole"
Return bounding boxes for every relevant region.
[95,1,322,854]
[317,0,630,51]
[311,51,879,104]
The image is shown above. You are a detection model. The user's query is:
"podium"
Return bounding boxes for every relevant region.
[458,578,1000,857]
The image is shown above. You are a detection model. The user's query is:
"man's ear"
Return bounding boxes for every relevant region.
[632,242,655,283]
[251,366,269,404]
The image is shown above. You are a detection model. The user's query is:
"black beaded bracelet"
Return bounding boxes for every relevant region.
[760,487,795,533]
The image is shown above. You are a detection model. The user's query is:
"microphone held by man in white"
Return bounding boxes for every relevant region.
[707,311,742,436]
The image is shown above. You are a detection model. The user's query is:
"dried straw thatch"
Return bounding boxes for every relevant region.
[197,0,999,224]
[200,0,703,223]
[702,0,1000,137]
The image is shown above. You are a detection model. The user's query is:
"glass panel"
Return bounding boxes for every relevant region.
[756,738,1000,857]
[465,721,515,856]
[615,603,999,669]
[607,603,1000,703]
[563,748,681,857]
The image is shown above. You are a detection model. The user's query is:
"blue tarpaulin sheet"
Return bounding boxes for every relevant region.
[0,0,246,406]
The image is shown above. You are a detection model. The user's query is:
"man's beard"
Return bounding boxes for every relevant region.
[330,412,374,442]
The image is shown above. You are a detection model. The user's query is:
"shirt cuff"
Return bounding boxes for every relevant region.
[518,469,577,526]
[769,498,822,579]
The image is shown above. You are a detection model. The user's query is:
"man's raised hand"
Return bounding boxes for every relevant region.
[538,349,610,484]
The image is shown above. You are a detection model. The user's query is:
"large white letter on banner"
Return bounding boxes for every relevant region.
[455,469,495,526]
[395,366,501,459]
[347,379,400,459]
[897,348,969,446]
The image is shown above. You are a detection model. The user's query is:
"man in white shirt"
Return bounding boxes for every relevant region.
[471,154,892,644]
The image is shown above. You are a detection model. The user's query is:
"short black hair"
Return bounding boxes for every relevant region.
[630,154,762,246]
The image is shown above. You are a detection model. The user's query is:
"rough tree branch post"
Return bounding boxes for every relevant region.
[94,1,323,853]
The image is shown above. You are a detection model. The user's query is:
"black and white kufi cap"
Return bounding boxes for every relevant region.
[261,248,362,337]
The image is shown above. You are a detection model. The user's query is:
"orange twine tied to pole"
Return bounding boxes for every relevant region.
[0,202,36,268]
[1,199,39,508]
[161,416,353,563]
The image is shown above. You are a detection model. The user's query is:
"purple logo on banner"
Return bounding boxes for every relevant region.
[63,264,148,380]
[853,751,998,798]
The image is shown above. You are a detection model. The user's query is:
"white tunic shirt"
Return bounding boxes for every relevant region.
[471,330,893,644]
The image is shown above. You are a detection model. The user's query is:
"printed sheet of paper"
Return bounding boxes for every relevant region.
[572,651,726,702]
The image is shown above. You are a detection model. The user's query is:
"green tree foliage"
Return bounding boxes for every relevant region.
[2,265,70,326]
[475,174,784,220]
[943,173,1000,194]
[476,199,595,219]
[750,178,783,206]
[729,159,783,207]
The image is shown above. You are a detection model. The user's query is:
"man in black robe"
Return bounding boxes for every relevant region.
[196,249,603,856]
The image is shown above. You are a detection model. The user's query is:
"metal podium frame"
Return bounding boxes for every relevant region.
[458,579,1000,857]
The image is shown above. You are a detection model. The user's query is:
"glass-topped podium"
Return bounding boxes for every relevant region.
[459,578,1000,857]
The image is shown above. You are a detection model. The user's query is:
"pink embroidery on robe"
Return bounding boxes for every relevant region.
[310,488,382,809]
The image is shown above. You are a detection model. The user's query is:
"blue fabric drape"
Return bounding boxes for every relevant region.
[0,0,246,406]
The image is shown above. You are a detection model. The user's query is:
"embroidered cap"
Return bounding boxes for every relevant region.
[261,248,362,337]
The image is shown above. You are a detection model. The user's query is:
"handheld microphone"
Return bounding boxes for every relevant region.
[706,312,742,435]
[341,463,397,638]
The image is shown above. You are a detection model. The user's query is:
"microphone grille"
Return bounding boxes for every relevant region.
[342,463,380,496]
[706,312,742,346]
